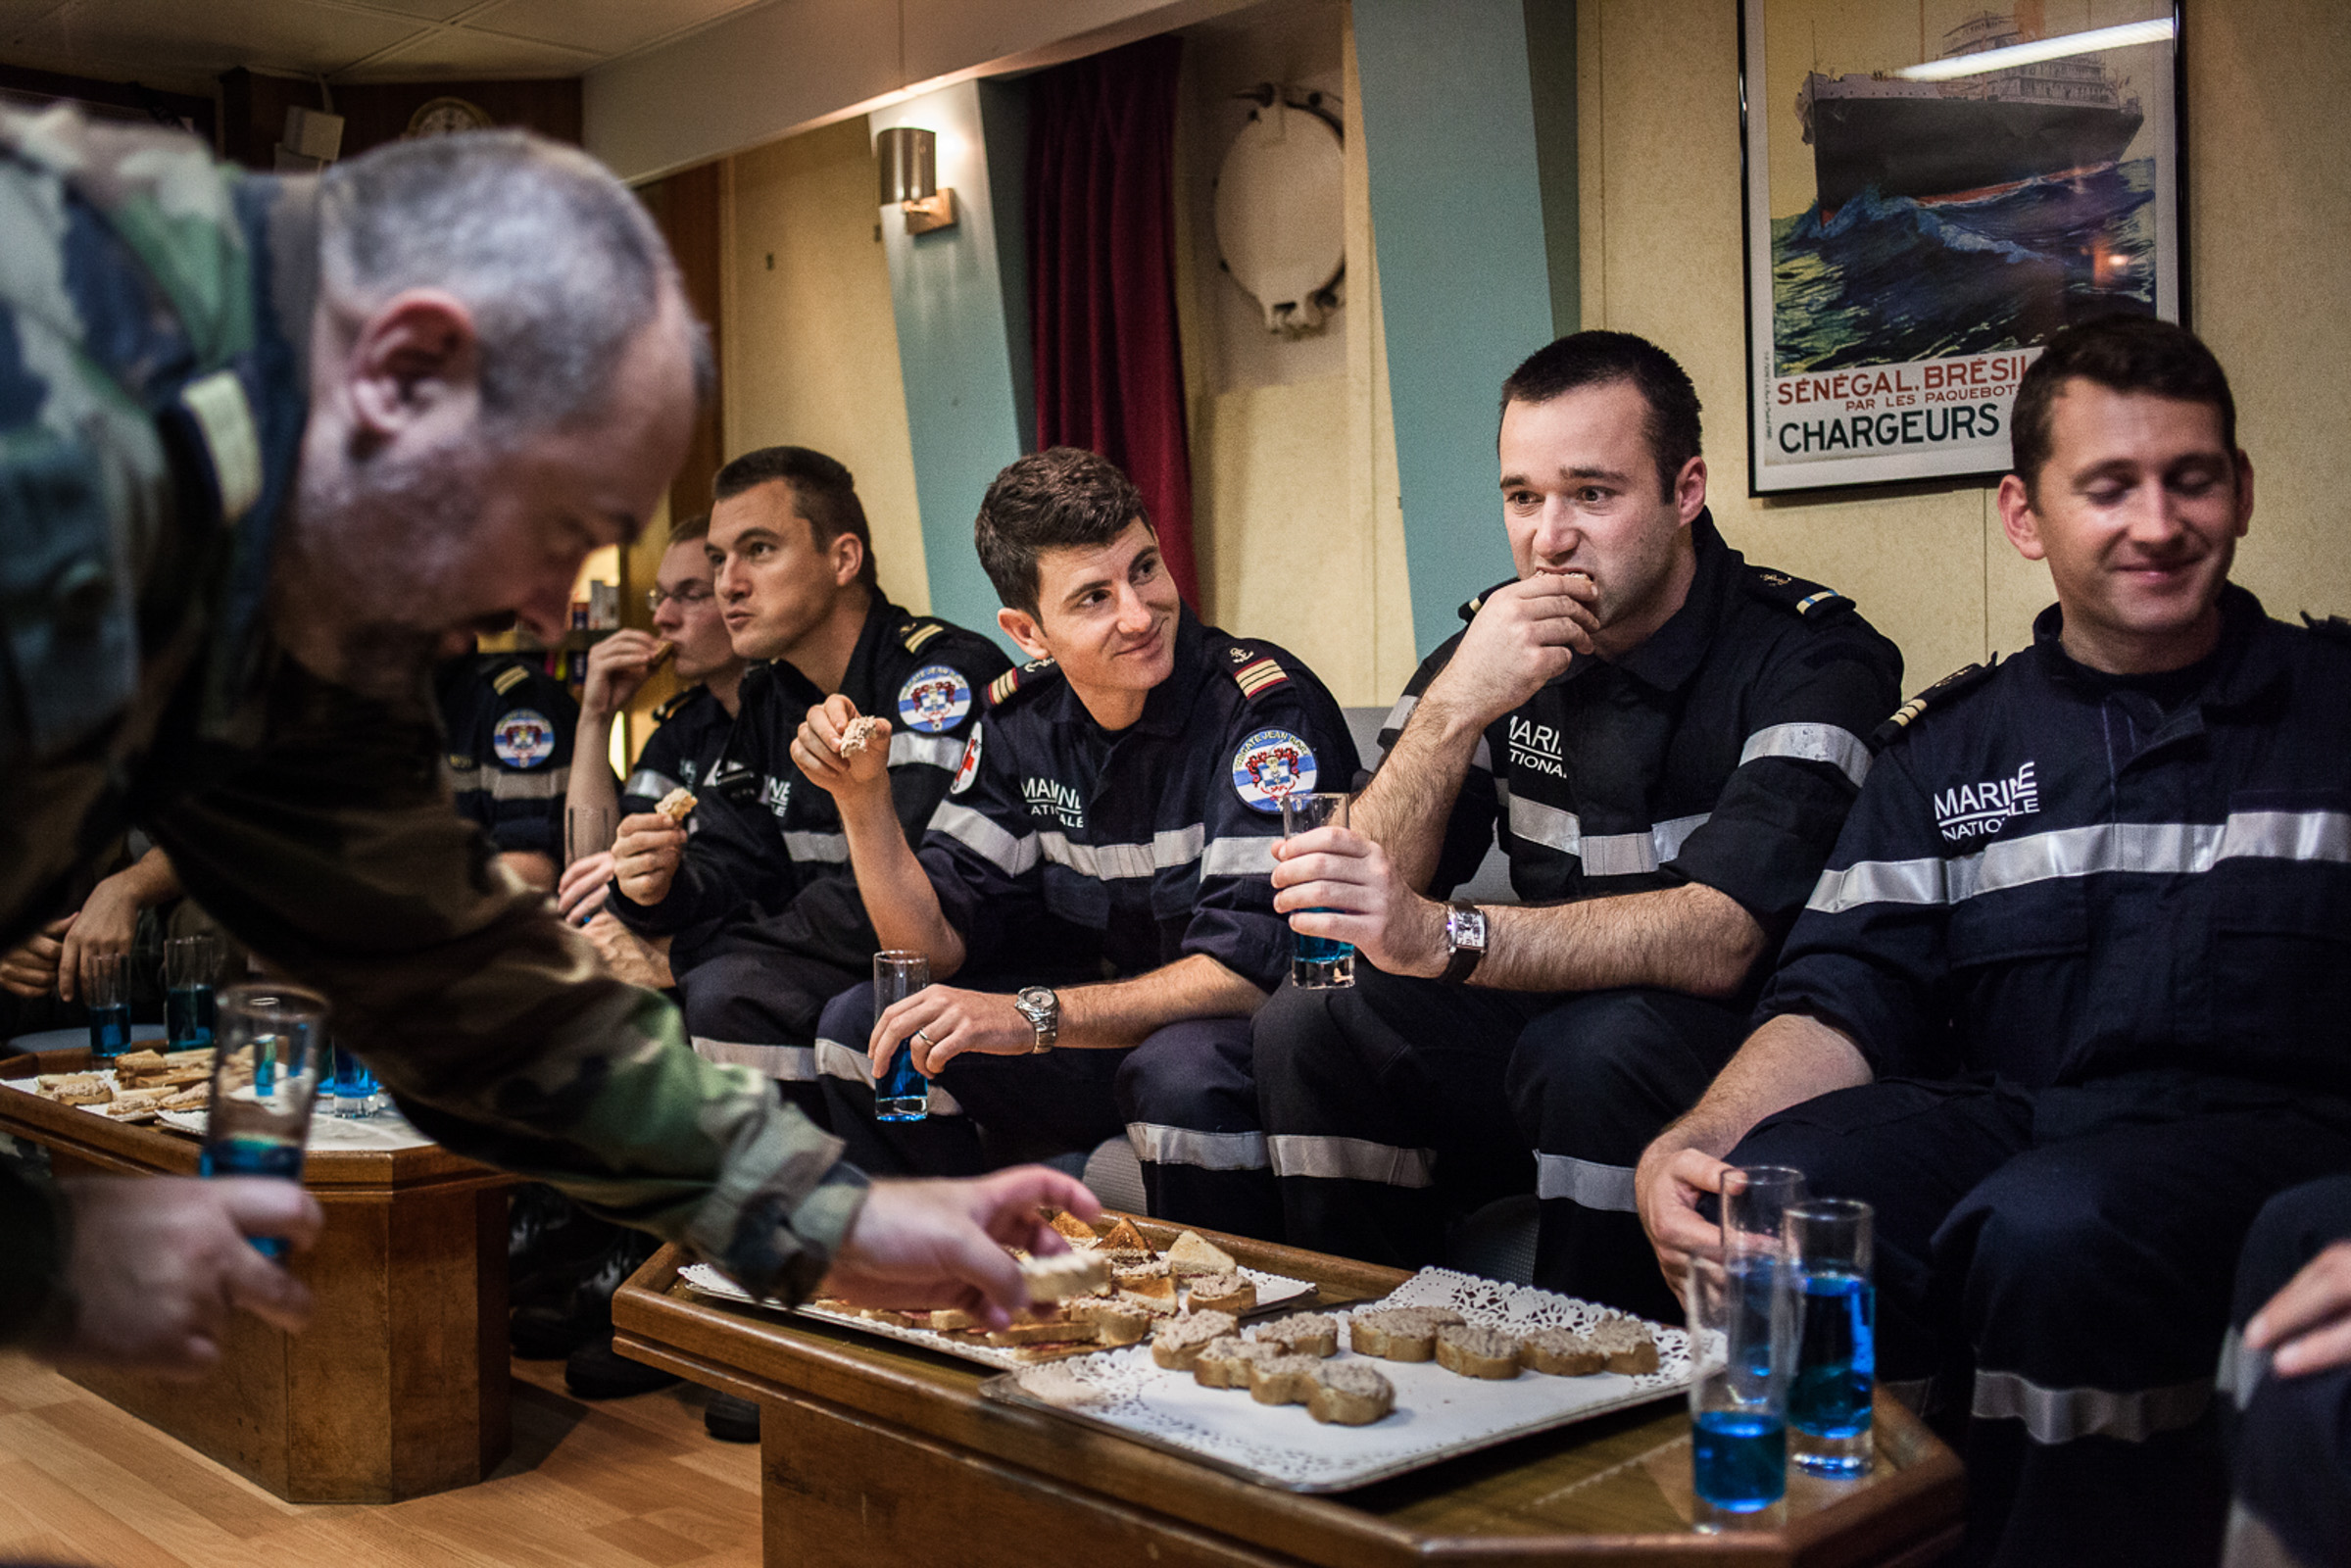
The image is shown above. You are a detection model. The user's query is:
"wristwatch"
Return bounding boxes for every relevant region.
[1440,902,1488,985]
[1013,986,1060,1054]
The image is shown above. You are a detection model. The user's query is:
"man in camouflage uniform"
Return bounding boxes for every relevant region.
[0,107,1087,1371]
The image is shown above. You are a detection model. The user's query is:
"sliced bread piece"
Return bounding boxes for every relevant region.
[1150,1310,1236,1370]
[1164,1229,1237,1278]
[1185,1270,1256,1316]
[1252,1312,1339,1358]
[1306,1361,1396,1426]
[1520,1327,1606,1377]
[1434,1323,1523,1380]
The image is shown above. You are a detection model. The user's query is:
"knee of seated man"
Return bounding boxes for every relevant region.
[678,953,775,1039]
[1248,978,1350,1089]
[1118,1017,1250,1123]
[2237,1175,2351,1319]
[814,981,879,1049]
[1948,1148,2133,1282]
[1504,989,1695,1102]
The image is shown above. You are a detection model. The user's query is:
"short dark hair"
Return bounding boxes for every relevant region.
[1499,330,1702,502]
[2010,315,2238,494]
[975,448,1150,616]
[667,511,710,545]
[711,446,877,590]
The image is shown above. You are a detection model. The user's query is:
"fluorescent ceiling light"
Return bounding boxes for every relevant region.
[1895,17,2175,81]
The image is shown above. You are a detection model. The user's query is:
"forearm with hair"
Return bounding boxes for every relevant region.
[1354,695,1483,894]
[1472,882,1768,998]
[837,785,966,976]
[107,846,181,908]
[1057,955,1265,1051]
[1654,1012,1873,1159]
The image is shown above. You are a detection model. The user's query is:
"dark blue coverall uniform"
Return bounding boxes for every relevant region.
[436,654,579,858]
[1736,587,2351,1568]
[819,608,1359,1238]
[609,592,1006,1124]
[618,683,736,817]
[1252,513,1901,1318]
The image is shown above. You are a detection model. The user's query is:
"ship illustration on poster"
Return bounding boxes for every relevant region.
[1772,7,2162,379]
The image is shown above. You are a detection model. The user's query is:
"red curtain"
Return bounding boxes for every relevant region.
[1026,35,1200,606]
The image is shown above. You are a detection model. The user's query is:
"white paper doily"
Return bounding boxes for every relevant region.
[983,1266,1690,1492]
[678,1260,1319,1372]
[3,1076,434,1150]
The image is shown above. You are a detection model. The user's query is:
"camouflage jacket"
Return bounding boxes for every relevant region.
[0,106,863,1346]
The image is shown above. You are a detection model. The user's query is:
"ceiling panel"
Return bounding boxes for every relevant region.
[468,0,755,59]
[9,0,421,78]
[344,24,597,79]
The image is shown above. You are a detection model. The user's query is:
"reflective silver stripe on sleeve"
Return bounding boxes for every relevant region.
[1739,722,1873,788]
[1038,824,1208,881]
[2222,1501,2314,1568]
[692,1037,820,1083]
[888,731,968,770]
[1502,790,1709,874]
[1807,856,1951,913]
[1535,1152,1638,1211]
[1267,1134,1436,1187]
[929,802,1040,875]
[489,766,568,801]
[2216,1326,2268,1410]
[812,1038,964,1116]
[623,767,683,802]
[1810,810,2351,916]
[1382,694,1417,736]
[1126,1122,1270,1171]
[781,830,852,863]
[1971,1367,2211,1445]
[1200,835,1279,878]
[1470,734,1493,773]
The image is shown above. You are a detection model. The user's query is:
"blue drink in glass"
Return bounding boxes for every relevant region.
[1691,1409,1788,1512]
[167,984,217,1050]
[1787,1199,1877,1477]
[88,1003,133,1060]
[200,1135,306,1258]
[327,1044,380,1117]
[1279,794,1357,989]
[872,953,930,1122]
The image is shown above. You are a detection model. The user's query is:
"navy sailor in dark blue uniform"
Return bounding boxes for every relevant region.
[1257,332,1901,1319]
[798,448,1358,1237]
[1640,318,2351,1568]
[607,448,1008,1122]
[436,649,580,892]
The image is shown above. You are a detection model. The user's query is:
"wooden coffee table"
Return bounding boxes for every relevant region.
[612,1221,1961,1566]
[0,1054,514,1503]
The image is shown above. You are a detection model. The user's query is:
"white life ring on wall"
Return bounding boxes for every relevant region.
[1212,88,1345,337]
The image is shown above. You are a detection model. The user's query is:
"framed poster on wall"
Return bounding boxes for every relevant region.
[1740,2,2182,494]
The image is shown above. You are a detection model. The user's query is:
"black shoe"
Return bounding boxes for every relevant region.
[705,1392,760,1443]
[564,1335,682,1398]
[509,1184,625,1309]
[510,1228,661,1358]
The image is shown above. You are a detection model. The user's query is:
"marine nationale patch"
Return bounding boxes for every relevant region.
[492,710,557,768]
[1231,728,1317,813]
[951,724,984,795]
[898,664,974,733]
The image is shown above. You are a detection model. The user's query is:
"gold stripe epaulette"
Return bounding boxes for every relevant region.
[903,621,945,653]
[1232,655,1290,700]
[490,664,528,696]
[988,668,1023,706]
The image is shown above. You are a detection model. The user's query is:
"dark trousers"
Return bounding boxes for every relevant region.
[1251,968,1746,1319]
[1734,1071,2351,1568]
[675,948,859,1132]
[2220,1174,2351,1568]
[814,982,1280,1237]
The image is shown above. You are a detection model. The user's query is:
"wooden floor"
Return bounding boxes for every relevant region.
[0,1353,761,1567]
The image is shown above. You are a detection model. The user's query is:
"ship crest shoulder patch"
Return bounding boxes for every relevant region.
[1231,728,1318,814]
[491,710,557,768]
[897,664,974,734]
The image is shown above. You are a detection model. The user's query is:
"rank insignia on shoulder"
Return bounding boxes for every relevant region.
[653,690,692,722]
[2302,612,2351,646]
[902,620,946,654]
[490,663,529,696]
[989,661,1055,708]
[1229,651,1290,701]
[1746,566,1850,620]
[1870,660,1997,750]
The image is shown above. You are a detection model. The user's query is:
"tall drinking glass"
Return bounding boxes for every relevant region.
[1788,1198,1876,1477]
[873,952,930,1122]
[1688,1246,1797,1530]
[201,984,329,1258]
[1722,1164,1807,1254]
[165,935,221,1050]
[84,953,132,1060]
[566,806,616,868]
[1278,792,1355,989]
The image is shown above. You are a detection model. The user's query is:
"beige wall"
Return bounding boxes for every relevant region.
[721,118,933,614]
[1578,0,2351,691]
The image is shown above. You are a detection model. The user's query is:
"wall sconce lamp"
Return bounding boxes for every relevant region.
[876,125,958,234]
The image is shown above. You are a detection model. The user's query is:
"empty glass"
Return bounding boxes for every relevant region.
[566,806,616,867]
[1278,792,1355,989]
[874,952,930,1122]
[164,934,220,1051]
[201,984,329,1258]
[84,953,132,1060]
[1788,1198,1877,1477]
[1722,1164,1807,1253]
